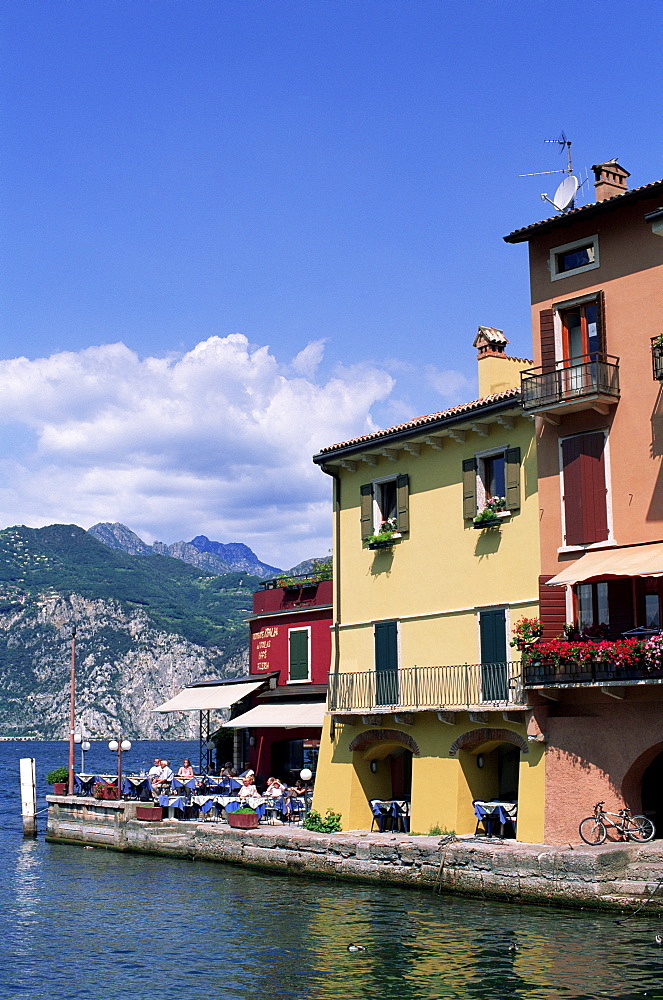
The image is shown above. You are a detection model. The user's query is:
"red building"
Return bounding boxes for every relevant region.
[223,575,332,783]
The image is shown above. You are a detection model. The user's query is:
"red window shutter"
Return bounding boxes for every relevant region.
[540,309,556,373]
[562,432,608,545]
[539,575,567,640]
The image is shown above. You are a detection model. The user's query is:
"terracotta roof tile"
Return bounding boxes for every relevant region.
[504,178,663,243]
[315,387,521,457]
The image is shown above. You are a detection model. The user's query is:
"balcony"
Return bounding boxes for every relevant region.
[651,338,663,382]
[523,658,663,690]
[520,354,620,417]
[328,662,524,714]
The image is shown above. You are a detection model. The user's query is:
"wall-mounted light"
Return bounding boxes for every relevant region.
[370,760,378,773]
[249,736,256,747]
[477,754,485,769]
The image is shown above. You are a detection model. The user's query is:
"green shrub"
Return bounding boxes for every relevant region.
[234,806,257,815]
[429,825,455,836]
[303,808,342,833]
[46,766,69,784]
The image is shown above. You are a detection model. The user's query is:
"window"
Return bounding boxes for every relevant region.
[360,474,409,540]
[288,628,310,682]
[463,448,520,519]
[560,431,609,546]
[560,300,600,361]
[577,582,609,631]
[550,235,599,281]
[539,293,605,375]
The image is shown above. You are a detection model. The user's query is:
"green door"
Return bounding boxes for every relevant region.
[480,608,508,701]
[375,620,399,706]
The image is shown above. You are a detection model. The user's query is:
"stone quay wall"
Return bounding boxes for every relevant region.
[46,796,663,914]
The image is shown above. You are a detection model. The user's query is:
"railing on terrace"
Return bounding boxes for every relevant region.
[520,354,620,411]
[261,570,332,590]
[328,662,524,713]
[523,658,663,687]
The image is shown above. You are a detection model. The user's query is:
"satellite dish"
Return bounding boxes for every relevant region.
[552,174,578,211]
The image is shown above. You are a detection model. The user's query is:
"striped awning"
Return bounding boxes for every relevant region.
[546,541,663,586]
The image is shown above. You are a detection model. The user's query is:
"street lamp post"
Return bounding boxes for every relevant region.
[73,726,91,773]
[108,738,132,795]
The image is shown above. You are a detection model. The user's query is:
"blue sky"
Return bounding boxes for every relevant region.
[0,0,661,568]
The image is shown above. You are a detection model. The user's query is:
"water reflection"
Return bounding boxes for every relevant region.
[2,741,663,999]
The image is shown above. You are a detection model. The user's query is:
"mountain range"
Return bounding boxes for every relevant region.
[0,523,267,739]
[87,522,282,578]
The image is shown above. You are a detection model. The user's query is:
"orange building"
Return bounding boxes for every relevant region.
[505,161,663,842]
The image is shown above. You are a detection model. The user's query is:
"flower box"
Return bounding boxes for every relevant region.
[101,785,120,801]
[52,782,68,796]
[227,810,260,829]
[136,806,162,822]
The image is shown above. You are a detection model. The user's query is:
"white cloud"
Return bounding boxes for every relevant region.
[0,336,394,568]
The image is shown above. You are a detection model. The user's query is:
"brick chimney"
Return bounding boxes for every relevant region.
[591,159,630,202]
[474,327,532,397]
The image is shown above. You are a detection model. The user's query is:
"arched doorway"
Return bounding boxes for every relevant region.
[450,728,526,838]
[641,752,663,837]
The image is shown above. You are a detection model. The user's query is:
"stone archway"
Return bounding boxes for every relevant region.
[348,728,420,757]
[448,728,528,758]
[622,741,663,828]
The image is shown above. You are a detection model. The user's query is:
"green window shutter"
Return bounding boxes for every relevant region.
[289,630,309,681]
[360,483,374,540]
[374,620,398,672]
[462,458,477,519]
[505,447,521,510]
[396,474,409,532]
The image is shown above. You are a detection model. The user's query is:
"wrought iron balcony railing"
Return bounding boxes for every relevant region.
[328,662,524,713]
[520,354,620,412]
[523,658,663,688]
[651,338,663,382]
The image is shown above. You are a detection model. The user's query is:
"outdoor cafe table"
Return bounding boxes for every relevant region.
[369,799,410,833]
[473,800,517,838]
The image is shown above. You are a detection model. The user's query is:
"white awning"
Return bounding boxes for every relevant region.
[223,701,326,729]
[154,680,265,713]
[546,541,663,587]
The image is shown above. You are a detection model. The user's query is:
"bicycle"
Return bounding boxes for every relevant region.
[579,801,656,845]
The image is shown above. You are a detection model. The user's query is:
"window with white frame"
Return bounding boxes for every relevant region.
[360,475,409,540]
[463,448,520,519]
[550,235,599,281]
[288,627,310,682]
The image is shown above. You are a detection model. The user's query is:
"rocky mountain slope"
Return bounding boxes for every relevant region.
[0,524,260,739]
[88,522,282,578]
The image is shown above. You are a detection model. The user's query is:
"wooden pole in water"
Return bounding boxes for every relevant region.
[19,757,37,837]
[68,626,76,795]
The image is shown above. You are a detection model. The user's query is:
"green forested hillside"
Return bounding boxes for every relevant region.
[0,524,262,738]
[0,524,260,655]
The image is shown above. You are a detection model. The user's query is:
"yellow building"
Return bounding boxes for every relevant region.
[311,330,546,841]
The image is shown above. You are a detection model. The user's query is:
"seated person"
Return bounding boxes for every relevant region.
[152,759,174,795]
[148,757,162,787]
[221,762,236,777]
[265,777,286,798]
[238,777,258,799]
[177,758,195,778]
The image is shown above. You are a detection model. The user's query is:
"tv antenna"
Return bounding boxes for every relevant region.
[519,133,586,213]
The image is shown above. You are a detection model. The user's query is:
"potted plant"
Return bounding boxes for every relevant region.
[510,617,542,654]
[473,496,509,529]
[46,766,69,796]
[93,780,120,802]
[227,806,260,829]
[367,517,401,549]
[136,804,163,821]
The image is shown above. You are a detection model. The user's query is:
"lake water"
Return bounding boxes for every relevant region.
[1,740,662,1000]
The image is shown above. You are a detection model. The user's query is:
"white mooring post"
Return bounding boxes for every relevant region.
[19,757,37,838]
